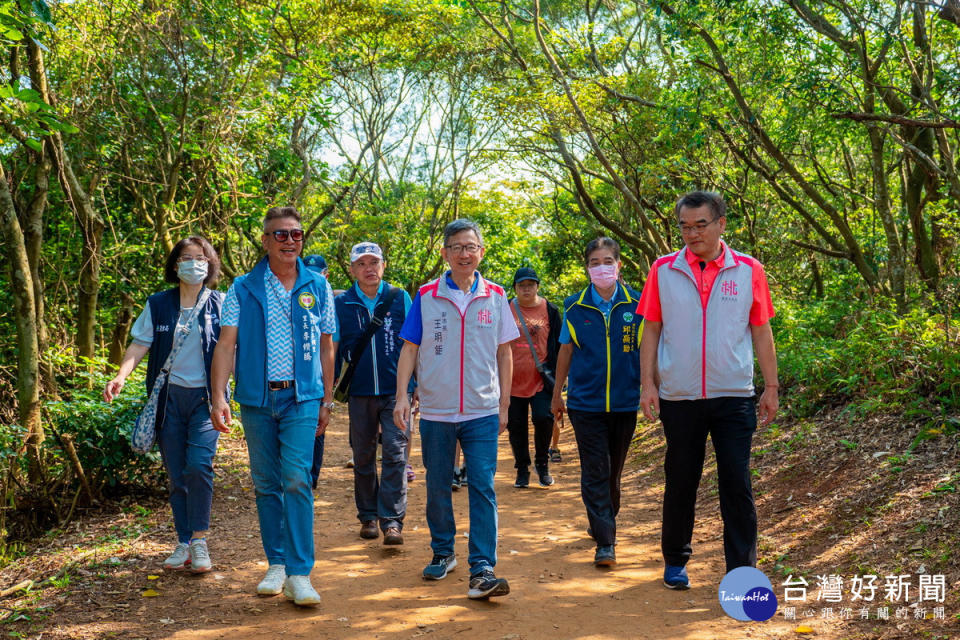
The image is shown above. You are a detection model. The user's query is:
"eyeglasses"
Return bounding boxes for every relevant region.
[178,254,209,263]
[445,243,483,255]
[269,228,304,243]
[678,218,720,235]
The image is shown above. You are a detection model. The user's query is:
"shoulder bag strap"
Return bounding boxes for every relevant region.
[159,287,212,377]
[344,285,401,364]
[512,298,552,384]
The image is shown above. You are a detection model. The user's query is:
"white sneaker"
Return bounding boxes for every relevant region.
[257,565,286,595]
[163,543,191,570]
[189,539,212,573]
[283,575,322,606]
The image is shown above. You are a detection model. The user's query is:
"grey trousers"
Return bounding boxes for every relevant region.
[349,394,410,530]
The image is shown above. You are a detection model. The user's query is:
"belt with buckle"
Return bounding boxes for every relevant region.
[268,380,295,390]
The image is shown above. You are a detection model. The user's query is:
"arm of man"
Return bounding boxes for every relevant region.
[551,343,573,418]
[751,321,779,426]
[639,320,662,421]
[210,325,237,432]
[316,332,335,435]
[103,343,150,402]
[393,341,418,431]
[497,342,513,434]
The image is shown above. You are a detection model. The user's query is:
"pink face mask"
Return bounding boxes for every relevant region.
[588,264,618,289]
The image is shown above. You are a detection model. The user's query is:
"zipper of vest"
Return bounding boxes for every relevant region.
[366,305,380,396]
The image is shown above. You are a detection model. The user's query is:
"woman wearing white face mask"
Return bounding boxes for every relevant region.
[551,237,644,569]
[104,236,226,574]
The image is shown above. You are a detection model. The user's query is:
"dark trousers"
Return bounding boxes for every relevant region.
[310,434,325,489]
[349,394,409,531]
[567,409,637,546]
[507,388,554,470]
[660,396,758,572]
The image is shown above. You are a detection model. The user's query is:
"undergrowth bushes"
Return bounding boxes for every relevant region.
[773,298,960,424]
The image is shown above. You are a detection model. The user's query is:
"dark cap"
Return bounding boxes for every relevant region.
[303,254,328,273]
[512,267,539,286]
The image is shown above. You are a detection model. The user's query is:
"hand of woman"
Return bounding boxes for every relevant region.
[103,378,125,403]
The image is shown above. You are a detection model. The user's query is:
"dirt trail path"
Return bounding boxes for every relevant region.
[41,410,803,639]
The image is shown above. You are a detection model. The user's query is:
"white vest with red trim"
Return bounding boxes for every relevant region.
[416,276,508,417]
[654,245,758,400]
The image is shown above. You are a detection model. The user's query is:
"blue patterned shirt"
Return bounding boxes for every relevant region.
[222,267,337,381]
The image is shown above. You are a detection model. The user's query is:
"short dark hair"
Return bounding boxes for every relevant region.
[263,206,301,230]
[584,236,621,263]
[443,218,484,246]
[675,190,726,221]
[164,236,221,285]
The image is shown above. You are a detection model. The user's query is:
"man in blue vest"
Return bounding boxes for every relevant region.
[334,242,413,546]
[210,206,337,606]
[637,191,779,590]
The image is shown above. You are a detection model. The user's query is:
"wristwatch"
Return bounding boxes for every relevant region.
[321,401,335,410]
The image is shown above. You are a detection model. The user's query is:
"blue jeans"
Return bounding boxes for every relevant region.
[158,385,220,544]
[310,434,325,489]
[419,414,499,575]
[240,387,319,576]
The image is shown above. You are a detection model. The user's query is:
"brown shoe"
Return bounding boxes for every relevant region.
[383,527,403,546]
[360,521,379,539]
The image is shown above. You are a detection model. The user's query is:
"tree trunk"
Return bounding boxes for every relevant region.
[0,162,44,483]
[108,292,135,366]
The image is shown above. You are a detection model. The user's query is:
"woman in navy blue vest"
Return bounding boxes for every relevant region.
[103,236,225,574]
[551,237,643,568]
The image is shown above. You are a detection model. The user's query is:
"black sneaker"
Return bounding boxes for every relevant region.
[514,468,530,488]
[467,569,510,599]
[423,553,457,580]
[460,465,468,486]
[536,465,554,487]
[549,448,562,463]
[451,469,462,491]
[594,545,616,567]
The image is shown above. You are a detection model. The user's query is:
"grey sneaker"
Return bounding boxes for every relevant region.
[283,575,322,606]
[189,538,212,573]
[257,564,286,595]
[162,542,191,570]
[467,569,510,599]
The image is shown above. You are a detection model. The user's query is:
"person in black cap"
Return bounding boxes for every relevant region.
[506,267,562,488]
[303,255,337,489]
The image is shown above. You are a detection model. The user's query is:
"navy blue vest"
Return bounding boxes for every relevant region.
[335,282,411,396]
[563,283,643,413]
[144,287,224,426]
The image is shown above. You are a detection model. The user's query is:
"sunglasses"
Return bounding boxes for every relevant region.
[269,228,304,242]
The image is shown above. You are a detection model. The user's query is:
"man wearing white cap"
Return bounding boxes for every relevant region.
[334,242,413,545]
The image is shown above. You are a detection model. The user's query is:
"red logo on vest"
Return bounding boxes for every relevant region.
[477,309,493,325]
[721,280,739,296]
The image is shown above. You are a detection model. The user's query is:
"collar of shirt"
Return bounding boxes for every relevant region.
[685,240,728,270]
[354,279,386,306]
[445,271,480,293]
[589,283,620,317]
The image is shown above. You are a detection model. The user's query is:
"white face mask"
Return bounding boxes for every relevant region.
[177,260,208,285]
[588,264,618,289]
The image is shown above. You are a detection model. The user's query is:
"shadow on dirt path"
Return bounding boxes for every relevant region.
[31,409,801,639]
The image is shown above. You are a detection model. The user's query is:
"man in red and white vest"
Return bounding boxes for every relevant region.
[637,191,779,590]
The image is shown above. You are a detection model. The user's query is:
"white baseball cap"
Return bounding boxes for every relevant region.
[350,241,383,263]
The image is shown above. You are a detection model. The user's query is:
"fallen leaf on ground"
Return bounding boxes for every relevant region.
[141,589,159,597]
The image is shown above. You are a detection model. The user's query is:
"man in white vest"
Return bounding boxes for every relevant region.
[637,191,779,590]
[394,218,518,600]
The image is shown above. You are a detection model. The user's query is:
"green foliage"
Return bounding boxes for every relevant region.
[774,297,960,420]
[43,355,162,492]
